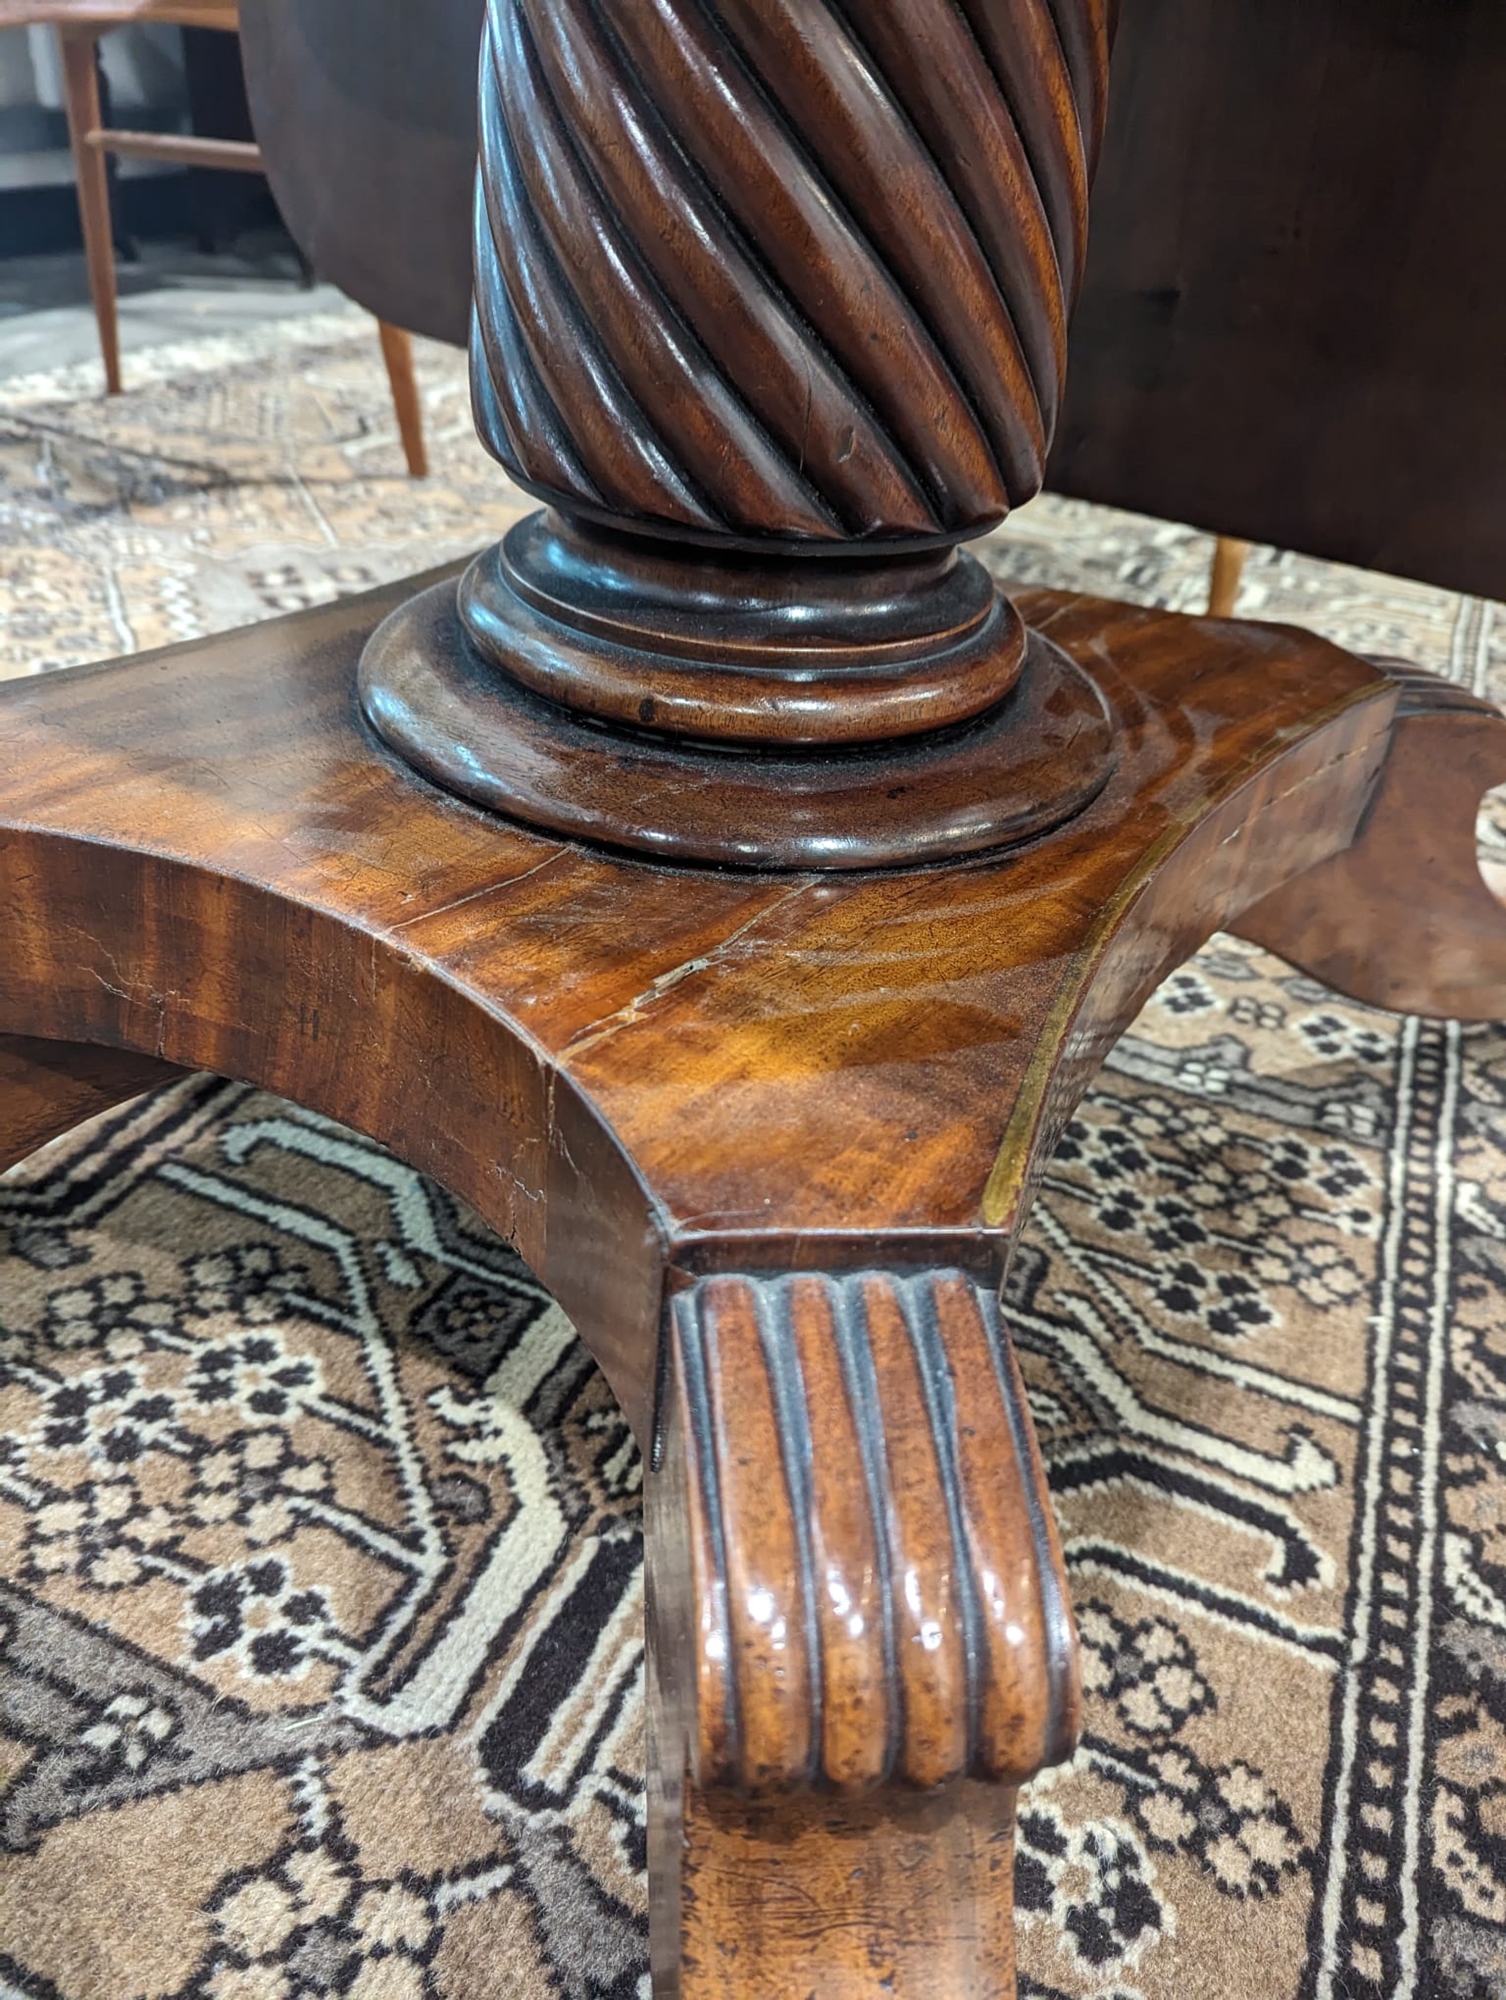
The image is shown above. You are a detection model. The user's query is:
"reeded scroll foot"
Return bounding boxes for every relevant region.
[644,1266,1078,1997]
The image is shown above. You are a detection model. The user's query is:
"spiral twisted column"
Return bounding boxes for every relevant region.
[360,0,1118,869]
[470,0,1109,544]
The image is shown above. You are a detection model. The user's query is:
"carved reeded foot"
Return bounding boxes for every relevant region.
[646,1270,1077,1995]
[4,580,1506,1992]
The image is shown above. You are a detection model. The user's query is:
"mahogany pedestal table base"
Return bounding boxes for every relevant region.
[2,569,1505,1997]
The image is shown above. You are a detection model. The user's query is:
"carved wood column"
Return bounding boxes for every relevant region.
[647,1268,1079,1995]
[360,0,1118,869]
[356,1,1113,1985]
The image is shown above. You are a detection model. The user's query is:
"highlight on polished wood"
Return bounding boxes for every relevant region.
[1234,663,1506,1020]
[467,0,1098,537]
[647,1265,1078,1996]
[660,1269,1078,1797]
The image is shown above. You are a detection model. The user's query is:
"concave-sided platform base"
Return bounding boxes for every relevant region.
[358,573,1116,871]
[3,571,1506,1996]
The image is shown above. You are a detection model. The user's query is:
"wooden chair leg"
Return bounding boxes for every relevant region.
[57,30,122,397]
[375,320,429,478]
[645,1269,1077,1996]
[1208,535,1251,617]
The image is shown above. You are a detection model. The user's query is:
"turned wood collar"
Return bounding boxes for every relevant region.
[360,0,1119,870]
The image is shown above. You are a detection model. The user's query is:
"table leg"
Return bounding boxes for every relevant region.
[644,1267,1077,1996]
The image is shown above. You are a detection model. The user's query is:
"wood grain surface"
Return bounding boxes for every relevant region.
[660,1269,1077,1796]
[360,570,1116,869]
[669,1784,1021,1998]
[401,0,1123,872]
[0,573,1405,1431]
[8,570,1506,1987]
[645,1269,1066,1995]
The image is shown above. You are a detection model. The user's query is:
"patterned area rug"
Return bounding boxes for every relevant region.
[3,309,1506,2000]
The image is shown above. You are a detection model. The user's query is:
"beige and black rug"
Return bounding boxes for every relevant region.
[2,310,1506,2000]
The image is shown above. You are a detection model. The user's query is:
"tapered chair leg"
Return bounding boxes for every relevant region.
[1208,535,1251,617]
[376,320,428,479]
[645,1268,1078,1997]
[57,29,122,397]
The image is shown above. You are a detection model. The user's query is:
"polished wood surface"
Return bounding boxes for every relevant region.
[648,1266,1073,1995]
[463,518,1033,746]
[0,578,1406,1349]
[660,1270,1077,1795]
[11,1,1506,1989]
[10,563,1496,1989]
[1235,669,1506,1020]
[468,0,1103,542]
[360,572,1114,870]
